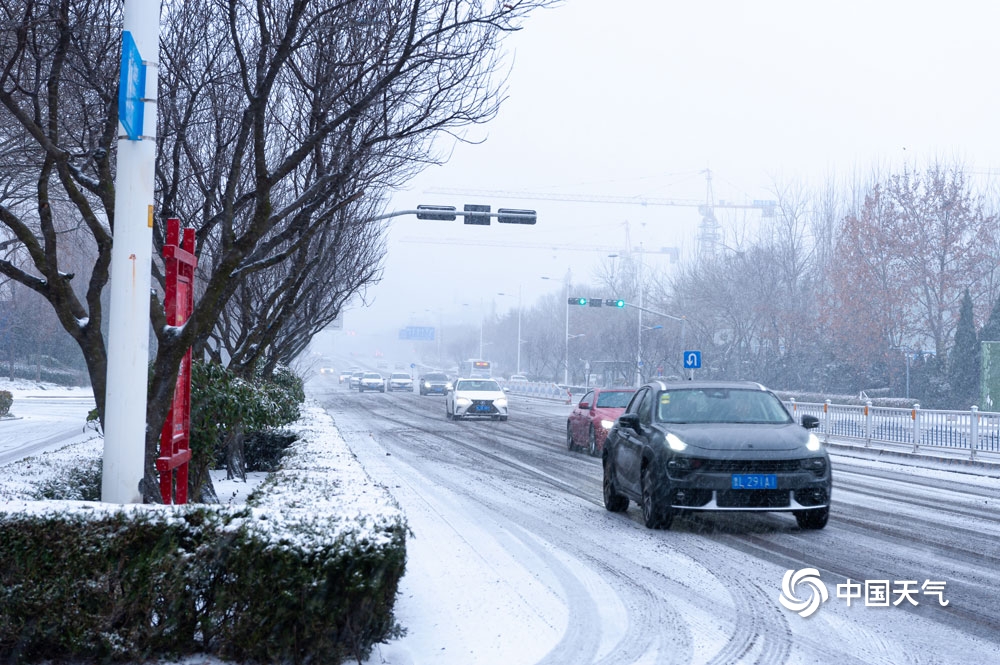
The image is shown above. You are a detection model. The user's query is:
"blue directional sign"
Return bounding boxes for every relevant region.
[399,326,435,341]
[118,31,146,141]
[683,350,702,369]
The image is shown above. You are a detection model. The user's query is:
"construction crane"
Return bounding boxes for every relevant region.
[396,232,680,262]
[425,169,777,259]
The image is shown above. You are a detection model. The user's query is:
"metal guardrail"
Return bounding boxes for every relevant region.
[500,379,573,404]
[785,399,1000,460]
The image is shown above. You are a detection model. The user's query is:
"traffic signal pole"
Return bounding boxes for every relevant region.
[102,0,160,503]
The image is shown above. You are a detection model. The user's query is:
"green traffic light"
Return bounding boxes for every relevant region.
[615,299,625,308]
[577,298,588,306]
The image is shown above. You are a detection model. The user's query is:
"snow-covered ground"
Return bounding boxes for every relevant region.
[0,379,456,664]
[5,378,1000,665]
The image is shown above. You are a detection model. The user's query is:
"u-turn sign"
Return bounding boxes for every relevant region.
[683,351,702,369]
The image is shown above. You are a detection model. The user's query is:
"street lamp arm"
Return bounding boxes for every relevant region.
[367,209,433,222]
[623,301,685,322]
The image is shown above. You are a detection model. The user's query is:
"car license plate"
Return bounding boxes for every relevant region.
[475,404,491,412]
[731,474,777,490]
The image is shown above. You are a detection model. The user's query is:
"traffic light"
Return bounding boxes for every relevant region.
[589,298,603,307]
[463,204,491,225]
[605,298,626,308]
[568,297,588,306]
[416,204,457,221]
[497,208,537,224]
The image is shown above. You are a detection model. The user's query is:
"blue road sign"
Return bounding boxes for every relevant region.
[399,326,435,341]
[683,350,702,369]
[118,31,146,140]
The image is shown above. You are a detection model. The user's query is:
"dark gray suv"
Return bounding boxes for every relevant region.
[602,380,831,530]
[418,372,452,395]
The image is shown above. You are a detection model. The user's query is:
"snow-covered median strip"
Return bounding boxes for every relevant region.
[0,398,408,663]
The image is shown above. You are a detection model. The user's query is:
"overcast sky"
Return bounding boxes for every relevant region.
[342,0,1000,346]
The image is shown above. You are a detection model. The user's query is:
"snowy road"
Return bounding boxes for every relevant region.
[312,377,1000,665]
[0,389,95,466]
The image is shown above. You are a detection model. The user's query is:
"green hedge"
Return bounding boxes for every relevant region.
[0,405,407,663]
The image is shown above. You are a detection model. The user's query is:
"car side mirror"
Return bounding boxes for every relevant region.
[578,402,590,410]
[618,412,640,432]
[801,414,820,429]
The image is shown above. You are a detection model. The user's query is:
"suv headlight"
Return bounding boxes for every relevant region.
[600,419,615,430]
[456,397,471,406]
[666,432,687,451]
[806,433,821,451]
[800,457,827,474]
[495,397,508,408]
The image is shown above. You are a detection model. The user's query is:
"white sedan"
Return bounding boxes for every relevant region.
[446,378,508,421]
[387,372,414,392]
[358,372,385,393]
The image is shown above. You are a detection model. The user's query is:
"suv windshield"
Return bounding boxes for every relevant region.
[390,373,410,379]
[656,388,793,425]
[425,373,447,381]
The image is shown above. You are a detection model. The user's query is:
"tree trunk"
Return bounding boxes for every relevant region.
[224,427,246,482]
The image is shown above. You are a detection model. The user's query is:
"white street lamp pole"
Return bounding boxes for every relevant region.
[517,285,522,374]
[564,277,570,385]
[103,0,160,504]
[498,290,523,375]
[541,273,571,385]
[636,243,644,388]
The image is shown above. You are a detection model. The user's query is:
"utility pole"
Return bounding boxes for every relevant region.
[636,243,644,387]
[102,0,160,504]
[517,285,522,374]
[564,270,571,385]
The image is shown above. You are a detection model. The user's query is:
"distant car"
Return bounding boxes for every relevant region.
[319,367,335,375]
[359,372,385,393]
[602,380,831,530]
[387,372,414,392]
[338,369,354,383]
[418,372,451,395]
[567,387,636,457]
[446,378,508,421]
[508,374,529,383]
[348,371,364,389]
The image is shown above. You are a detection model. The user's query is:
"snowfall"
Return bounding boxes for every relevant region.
[0,377,544,665]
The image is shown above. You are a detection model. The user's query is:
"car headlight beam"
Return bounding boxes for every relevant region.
[600,419,615,430]
[806,433,821,451]
[666,432,687,451]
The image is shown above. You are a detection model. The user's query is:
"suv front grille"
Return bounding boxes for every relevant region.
[699,459,802,474]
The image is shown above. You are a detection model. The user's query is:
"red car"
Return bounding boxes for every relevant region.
[566,388,636,457]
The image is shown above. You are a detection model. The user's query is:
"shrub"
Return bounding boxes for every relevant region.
[0,390,11,417]
[32,457,102,501]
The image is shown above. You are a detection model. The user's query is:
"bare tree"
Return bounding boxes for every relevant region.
[0,0,555,500]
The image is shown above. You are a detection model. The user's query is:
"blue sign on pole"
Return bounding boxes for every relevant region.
[683,350,702,369]
[118,31,146,141]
